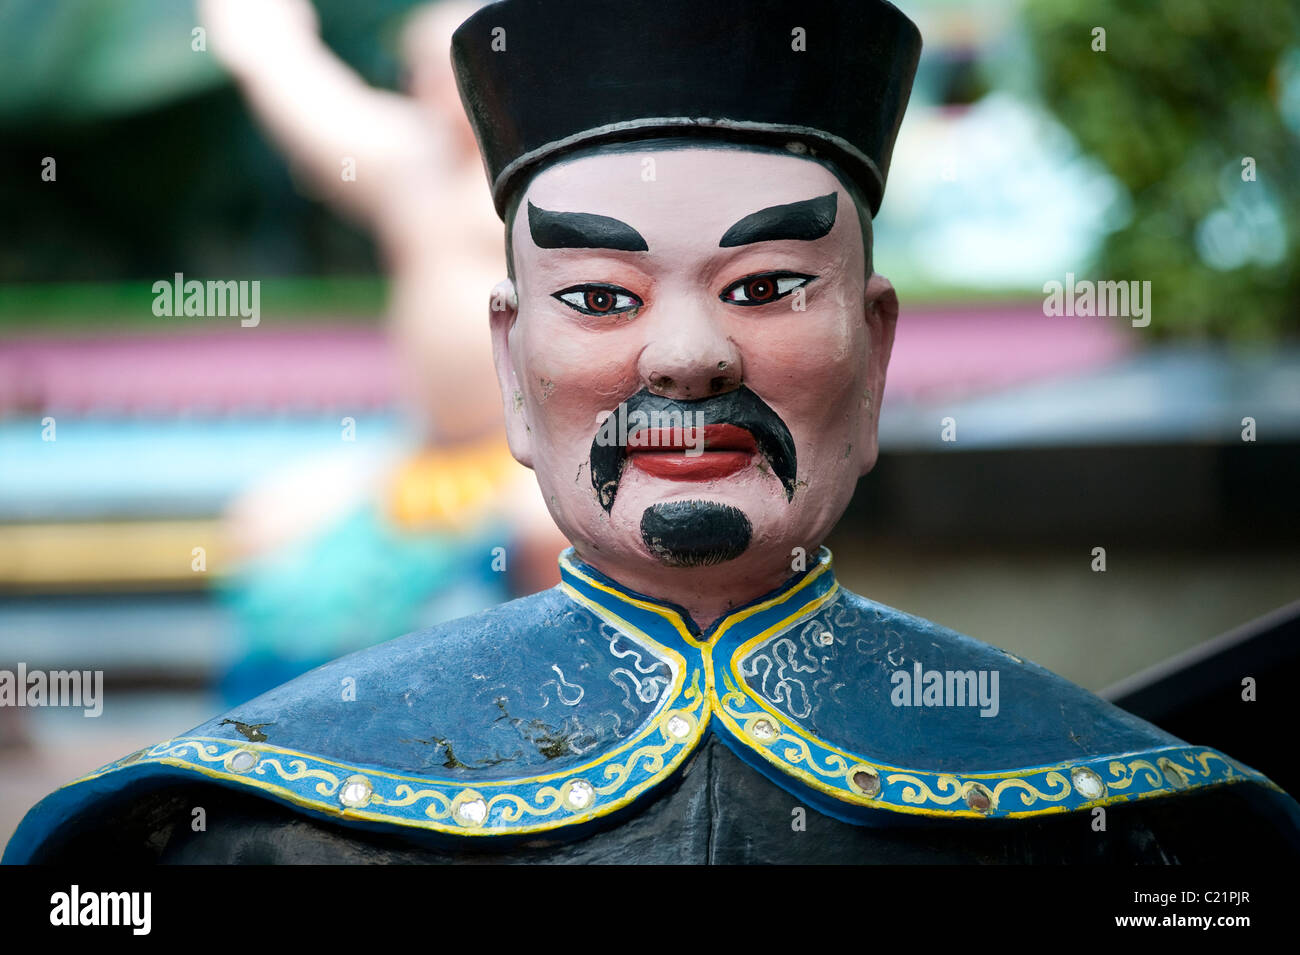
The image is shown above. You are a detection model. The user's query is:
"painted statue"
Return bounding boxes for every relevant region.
[7,0,1299,864]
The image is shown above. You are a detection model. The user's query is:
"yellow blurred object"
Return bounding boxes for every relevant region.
[386,437,520,533]
[0,521,226,590]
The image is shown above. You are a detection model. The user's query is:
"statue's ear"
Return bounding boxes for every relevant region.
[859,272,899,476]
[488,279,535,469]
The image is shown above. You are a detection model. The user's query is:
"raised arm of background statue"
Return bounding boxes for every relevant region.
[196,0,447,231]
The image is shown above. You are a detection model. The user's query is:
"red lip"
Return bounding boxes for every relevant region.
[627,424,757,481]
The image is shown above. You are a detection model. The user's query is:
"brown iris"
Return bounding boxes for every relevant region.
[718,271,814,307]
[585,289,615,312]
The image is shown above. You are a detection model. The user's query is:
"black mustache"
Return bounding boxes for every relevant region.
[589,386,797,513]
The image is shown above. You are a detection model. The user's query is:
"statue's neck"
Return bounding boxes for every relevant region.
[569,545,823,633]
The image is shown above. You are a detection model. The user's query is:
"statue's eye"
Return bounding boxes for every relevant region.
[553,284,642,316]
[720,271,816,306]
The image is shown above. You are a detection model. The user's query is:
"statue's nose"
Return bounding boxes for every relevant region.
[638,302,742,400]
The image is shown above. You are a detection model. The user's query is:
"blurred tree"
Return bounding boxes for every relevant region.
[1023,0,1300,339]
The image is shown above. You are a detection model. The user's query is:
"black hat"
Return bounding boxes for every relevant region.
[451,0,922,219]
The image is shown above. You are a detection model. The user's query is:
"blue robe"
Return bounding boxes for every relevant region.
[6,549,1298,863]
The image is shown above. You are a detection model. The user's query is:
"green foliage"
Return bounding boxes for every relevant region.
[0,277,387,329]
[1023,0,1300,339]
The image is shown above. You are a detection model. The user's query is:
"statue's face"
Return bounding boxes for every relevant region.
[491,146,896,586]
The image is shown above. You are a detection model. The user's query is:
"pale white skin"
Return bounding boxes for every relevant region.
[491,147,900,627]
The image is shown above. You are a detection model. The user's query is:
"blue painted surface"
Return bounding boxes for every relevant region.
[6,547,1284,859]
[0,415,407,520]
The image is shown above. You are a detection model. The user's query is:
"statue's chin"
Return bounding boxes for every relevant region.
[639,500,752,567]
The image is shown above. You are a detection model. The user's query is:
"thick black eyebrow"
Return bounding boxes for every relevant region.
[527,201,648,251]
[718,192,838,247]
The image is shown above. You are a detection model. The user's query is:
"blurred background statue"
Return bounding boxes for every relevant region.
[199,0,568,701]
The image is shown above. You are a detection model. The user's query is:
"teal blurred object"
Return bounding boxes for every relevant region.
[0,0,426,126]
[0,0,225,124]
[217,500,512,705]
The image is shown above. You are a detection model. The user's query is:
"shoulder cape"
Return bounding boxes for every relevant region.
[5,549,1293,861]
